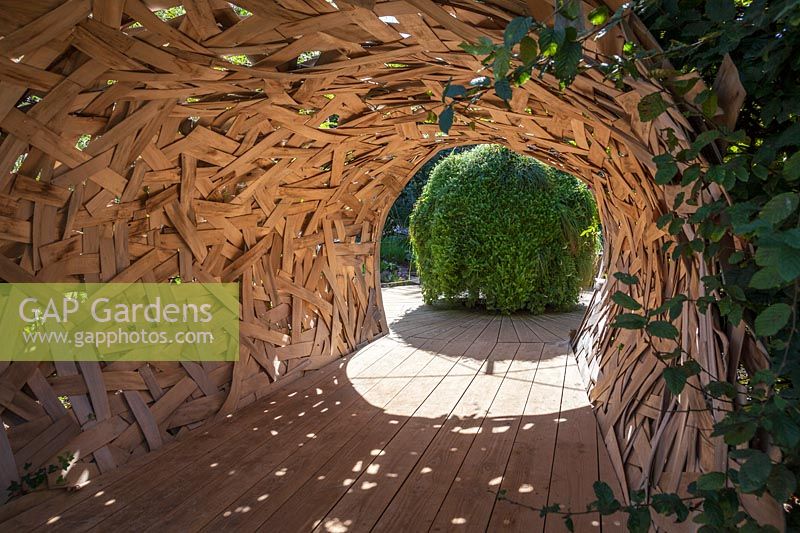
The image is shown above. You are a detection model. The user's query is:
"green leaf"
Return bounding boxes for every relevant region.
[706,0,737,22]
[564,515,574,532]
[695,90,718,118]
[613,313,647,329]
[494,78,512,101]
[767,464,797,502]
[592,481,621,515]
[654,159,678,185]
[539,28,563,57]
[638,92,669,122]
[504,17,532,48]
[706,380,736,399]
[663,367,687,395]
[493,47,510,80]
[612,291,641,310]
[749,267,783,289]
[519,36,538,64]
[553,39,582,85]
[692,130,721,150]
[723,420,758,446]
[669,76,699,97]
[613,272,639,285]
[651,493,689,521]
[438,106,454,134]
[759,192,799,225]
[647,320,679,339]
[754,303,792,337]
[784,151,800,181]
[587,5,611,25]
[443,84,467,99]
[738,451,772,493]
[626,506,651,533]
[696,472,726,491]
[557,0,581,20]
[459,36,494,56]
[514,70,531,86]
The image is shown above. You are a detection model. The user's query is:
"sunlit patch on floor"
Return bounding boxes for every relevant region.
[323,517,352,532]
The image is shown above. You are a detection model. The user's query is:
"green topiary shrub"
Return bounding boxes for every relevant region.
[409,145,600,314]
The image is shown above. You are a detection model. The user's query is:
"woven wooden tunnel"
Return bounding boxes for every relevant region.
[0,0,775,524]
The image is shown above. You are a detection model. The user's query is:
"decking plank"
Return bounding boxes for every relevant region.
[250,338,487,532]
[486,344,571,532]
[312,339,502,533]
[150,338,450,531]
[429,342,544,531]
[543,355,601,532]
[370,341,519,532]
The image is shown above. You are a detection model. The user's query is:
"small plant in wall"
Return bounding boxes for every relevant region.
[7,452,75,499]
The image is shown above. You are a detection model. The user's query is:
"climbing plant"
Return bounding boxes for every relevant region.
[444,0,800,530]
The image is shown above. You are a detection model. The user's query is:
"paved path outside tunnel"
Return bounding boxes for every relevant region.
[2,285,625,533]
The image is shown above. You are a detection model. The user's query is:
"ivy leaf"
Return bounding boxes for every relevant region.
[557,0,581,20]
[563,515,574,532]
[695,90,718,118]
[749,267,783,289]
[553,38,582,85]
[519,36,538,64]
[494,78,512,101]
[613,313,647,329]
[592,481,621,515]
[587,5,611,25]
[767,464,796,503]
[493,47,511,80]
[459,36,495,56]
[514,69,531,86]
[784,151,800,181]
[647,320,679,339]
[670,76,700,97]
[651,493,689,521]
[663,366,687,395]
[438,106,454,134]
[692,130,721,150]
[612,291,642,310]
[539,27,563,57]
[504,17,532,48]
[626,506,651,533]
[654,159,678,185]
[696,472,726,491]
[638,92,669,122]
[754,303,792,337]
[759,192,799,225]
[443,84,467,99]
[721,420,758,445]
[613,272,639,285]
[706,380,736,399]
[738,451,772,493]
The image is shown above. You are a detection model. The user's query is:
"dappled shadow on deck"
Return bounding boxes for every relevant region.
[0,287,624,533]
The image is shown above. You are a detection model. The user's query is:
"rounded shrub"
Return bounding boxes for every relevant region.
[409,145,599,314]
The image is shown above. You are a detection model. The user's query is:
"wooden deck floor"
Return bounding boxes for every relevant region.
[1,286,624,532]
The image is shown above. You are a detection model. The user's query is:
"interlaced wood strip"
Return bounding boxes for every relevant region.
[0,0,776,523]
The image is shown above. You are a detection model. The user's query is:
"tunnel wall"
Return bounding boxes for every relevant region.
[0,0,771,520]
